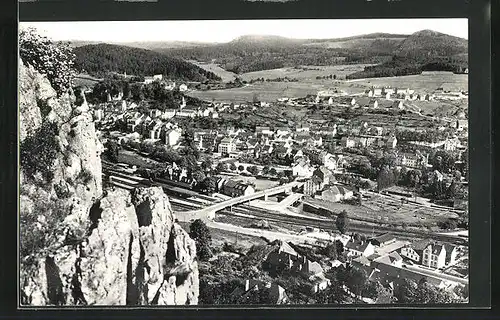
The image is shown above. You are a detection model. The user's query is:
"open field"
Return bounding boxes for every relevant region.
[73,73,102,87]
[189,61,238,82]
[406,100,468,118]
[239,64,375,82]
[187,63,377,103]
[304,194,459,229]
[188,70,467,104]
[188,80,367,103]
[188,81,326,103]
[346,72,468,93]
[117,149,161,169]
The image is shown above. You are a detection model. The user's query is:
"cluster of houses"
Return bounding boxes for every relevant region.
[301,166,354,203]
[123,113,184,147]
[226,240,332,304]
[229,279,289,304]
[407,136,466,152]
[341,134,398,149]
[237,233,464,304]
[363,87,435,102]
[313,88,423,112]
[142,74,188,92]
[153,161,257,197]
[262,241,332,294]
[345,233,464,294]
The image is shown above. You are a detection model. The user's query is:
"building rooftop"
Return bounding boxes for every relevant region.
[371,233,397,245]
[353,255,371,267]
[346,240,371,252]
[277,241,299,257]
[412,239,434,251]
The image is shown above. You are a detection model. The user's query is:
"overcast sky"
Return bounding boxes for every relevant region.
[20,19,468,43]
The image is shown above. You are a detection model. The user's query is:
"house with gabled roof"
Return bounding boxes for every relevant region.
[399,244,421,263]
[370,233,397,247]
[263,241,300,273]
[235,279,289,304]
[340,136,356,148]
[346,240,375,258]
[222,180,255,197]
[320,185,353,203]
[409,239,447,269]
[296,123,310,133]
[275,126,291,136]
[455,119,468,131]
[255,126,273,136]
[366,257,445,295]
[148,119,163,140]
[392,100,404,110]
[352,255,372,269]
[373,252,403,268]
[303,175,323,196]
[312,166,335,187]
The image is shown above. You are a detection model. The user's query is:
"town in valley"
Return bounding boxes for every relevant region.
[20,20,469,305]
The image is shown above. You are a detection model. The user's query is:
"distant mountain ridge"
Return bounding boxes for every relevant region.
[70,29,467,77]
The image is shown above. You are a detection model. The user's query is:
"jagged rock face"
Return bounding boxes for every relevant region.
[21,188,199,306]
[19,59,103,219]
[19,59,199,305]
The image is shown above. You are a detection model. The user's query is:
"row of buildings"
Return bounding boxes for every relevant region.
[346,233,464,295]
[345,233,459,270]
[341,135,398,149]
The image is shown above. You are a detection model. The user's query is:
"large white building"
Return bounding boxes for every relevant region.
[165,128,182,147]
[218,137,236,155]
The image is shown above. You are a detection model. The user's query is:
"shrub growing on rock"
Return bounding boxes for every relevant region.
[189,219,213,261]
[77,168,94,184]
[20,121,60,183]
[19,27,75,96]
[20,197,69,259]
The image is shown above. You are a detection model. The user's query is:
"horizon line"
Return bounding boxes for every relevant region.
[59,29,467,45]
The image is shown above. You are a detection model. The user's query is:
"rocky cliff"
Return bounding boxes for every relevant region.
[19,60,198,306]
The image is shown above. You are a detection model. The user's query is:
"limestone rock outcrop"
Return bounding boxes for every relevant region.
[19,60,199,306]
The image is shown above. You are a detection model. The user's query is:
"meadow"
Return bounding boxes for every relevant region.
[188,60,238,82]
[345,71,468,93]
[188,65,468,104]
[238,64,375,82]
[73,73,102,88]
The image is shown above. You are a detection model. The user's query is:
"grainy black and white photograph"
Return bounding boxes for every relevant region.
[19,18,469,307]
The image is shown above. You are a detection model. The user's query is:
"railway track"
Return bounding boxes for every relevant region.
[171,197,467,245]
[104,166,467,246]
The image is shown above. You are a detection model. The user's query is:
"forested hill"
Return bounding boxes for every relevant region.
[346,30,468,79]
[73,43,221,81]
[151,30,467,75]
[395,30,468,58]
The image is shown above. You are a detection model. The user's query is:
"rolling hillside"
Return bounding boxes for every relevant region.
[396,29,468,58]
[156,30,466,75]
[73,43,222,82]
[72,30,468,79]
